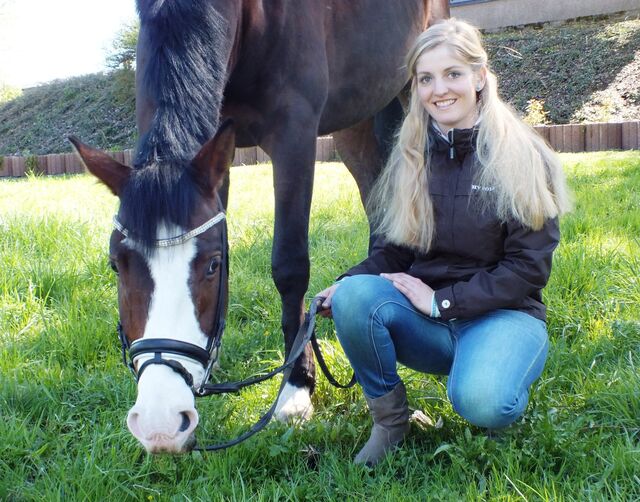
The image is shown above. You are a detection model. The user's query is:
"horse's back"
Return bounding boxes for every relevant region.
[225,0,436,140]
[320,1,430,132]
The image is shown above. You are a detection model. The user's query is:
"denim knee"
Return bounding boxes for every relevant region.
[332,276,382,324]
[448,385,527,429]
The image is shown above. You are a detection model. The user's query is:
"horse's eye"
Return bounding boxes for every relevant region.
[206,257,220,277]
[109,259,119,275]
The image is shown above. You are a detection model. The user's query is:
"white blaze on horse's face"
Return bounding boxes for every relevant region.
[126,223,205,454]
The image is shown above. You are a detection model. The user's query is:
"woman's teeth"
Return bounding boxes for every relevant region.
[435,99,456,108]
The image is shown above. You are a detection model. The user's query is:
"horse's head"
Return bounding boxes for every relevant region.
[70,122,235,453]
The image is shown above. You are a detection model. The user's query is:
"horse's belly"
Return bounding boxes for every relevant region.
[319,79,406,135]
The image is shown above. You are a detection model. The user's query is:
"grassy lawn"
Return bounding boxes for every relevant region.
[1,151,639,501]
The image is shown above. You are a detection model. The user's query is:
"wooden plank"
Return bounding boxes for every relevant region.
[123,149,134,167]
[233,147,257,166]
[3,157,13,177]
[552,125,562,152]
[256,147,270,164]
[565,125,575,152]
[111,151,125,164]
[317,137,327,161]
[34,155,46,175]
[598,123,608,151]
[11,156,26,177]
[622,121,639,150]
[573,124,586,153]
[548,125,560,151]
[567,125,578,153]
[317,137,325,161]
[319,136,336,161]
[585,123,599,152]
[0,156,9,177]
[44,154,53,175]
[534,125,551,146]
[607,122,622,150]
[47,154,63,175]
[559,125,568,152]
[64,153,80,174]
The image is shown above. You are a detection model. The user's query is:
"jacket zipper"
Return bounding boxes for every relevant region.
[448,129,455,160]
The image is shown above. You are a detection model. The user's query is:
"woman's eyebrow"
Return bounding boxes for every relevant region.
[417,65,465,75]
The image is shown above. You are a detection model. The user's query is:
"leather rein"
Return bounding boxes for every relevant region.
[113,212,355,452]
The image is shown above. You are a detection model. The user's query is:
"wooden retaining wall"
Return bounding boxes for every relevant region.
[1,122,638,178]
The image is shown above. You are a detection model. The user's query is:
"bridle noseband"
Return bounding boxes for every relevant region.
[115,210,228,396]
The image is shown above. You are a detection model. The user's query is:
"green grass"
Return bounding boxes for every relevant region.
[1,152,639,501]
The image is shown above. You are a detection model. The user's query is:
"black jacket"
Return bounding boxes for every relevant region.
[344,125,560,322]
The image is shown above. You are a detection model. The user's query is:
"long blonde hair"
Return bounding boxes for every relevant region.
[369,18,571,253]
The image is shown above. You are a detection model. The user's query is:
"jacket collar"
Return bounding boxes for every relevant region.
[429,121,480,161]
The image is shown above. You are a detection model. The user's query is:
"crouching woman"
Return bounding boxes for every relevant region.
[318,18,570,466]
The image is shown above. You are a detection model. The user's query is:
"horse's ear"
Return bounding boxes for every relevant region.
[427,0,450,27]
[69,136,131,196]
[192,120,235,194]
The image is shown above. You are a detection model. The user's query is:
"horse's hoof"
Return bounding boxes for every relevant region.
[274,383,313,423]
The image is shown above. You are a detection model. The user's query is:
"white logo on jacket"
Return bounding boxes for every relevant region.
[471,184,495,192]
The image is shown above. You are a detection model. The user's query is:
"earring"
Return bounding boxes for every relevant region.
[476,85,483,92]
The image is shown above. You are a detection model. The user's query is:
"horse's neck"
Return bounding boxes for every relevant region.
[135,3,240,165]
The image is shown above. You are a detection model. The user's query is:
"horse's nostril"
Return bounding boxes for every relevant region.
[178,412,191,432]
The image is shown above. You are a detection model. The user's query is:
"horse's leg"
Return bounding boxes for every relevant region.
[218,170,230,210]
[373,97,404,166]
[334,98,405,253]
[266,125,318,421]
[334,118,381,252]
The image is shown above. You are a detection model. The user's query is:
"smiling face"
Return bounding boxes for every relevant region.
[415,44,486,132]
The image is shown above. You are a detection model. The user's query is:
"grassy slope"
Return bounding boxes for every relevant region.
[1,152,639,500]
[0,15,639,156]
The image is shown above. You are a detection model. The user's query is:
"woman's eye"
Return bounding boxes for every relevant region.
[449,71,461,79]
[206,257,220,276]
[419,76,431,84]
[109,259,119,275]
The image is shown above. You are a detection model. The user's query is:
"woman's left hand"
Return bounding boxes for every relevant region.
[380,272,434,316]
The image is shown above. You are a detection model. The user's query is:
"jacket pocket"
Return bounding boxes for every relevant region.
[453,181,504,260]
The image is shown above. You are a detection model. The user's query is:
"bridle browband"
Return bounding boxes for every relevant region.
[113,212,225,248]
[112,209,355,452]
[115,209,228,396]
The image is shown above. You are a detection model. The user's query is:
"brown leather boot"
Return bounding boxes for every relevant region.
[354,381,410,466]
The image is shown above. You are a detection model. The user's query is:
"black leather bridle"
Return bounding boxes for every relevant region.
[112,209,355,452]
[115,209,228,397]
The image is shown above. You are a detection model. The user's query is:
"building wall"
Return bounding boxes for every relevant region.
[451,0,640,30]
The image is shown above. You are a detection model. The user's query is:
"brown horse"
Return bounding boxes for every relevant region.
[72,0,449,453]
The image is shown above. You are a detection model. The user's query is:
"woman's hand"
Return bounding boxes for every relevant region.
[316,282,341,318]
[380,272,434,316]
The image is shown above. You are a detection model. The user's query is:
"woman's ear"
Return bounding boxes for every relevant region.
[475,66,487,92]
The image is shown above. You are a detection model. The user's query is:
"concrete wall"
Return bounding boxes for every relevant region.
[451,0,640,30]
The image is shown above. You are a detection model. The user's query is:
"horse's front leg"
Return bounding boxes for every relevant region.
[267,124,318,422]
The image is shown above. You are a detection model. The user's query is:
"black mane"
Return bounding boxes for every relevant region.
[121,0,228,249]
[135,0,229,166]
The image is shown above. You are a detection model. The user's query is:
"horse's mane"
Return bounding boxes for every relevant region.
[134,0,229,167]
[120,1,228,249]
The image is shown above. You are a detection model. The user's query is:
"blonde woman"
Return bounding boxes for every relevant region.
[318,18,570,466]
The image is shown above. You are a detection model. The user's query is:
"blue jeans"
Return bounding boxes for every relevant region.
[331,275,549,428]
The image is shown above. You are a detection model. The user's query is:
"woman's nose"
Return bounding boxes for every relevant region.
[432,78,448,95]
